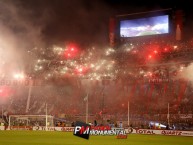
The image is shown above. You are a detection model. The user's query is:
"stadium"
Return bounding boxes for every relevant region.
[0,0,193,145]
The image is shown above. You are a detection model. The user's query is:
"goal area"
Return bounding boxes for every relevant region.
[8,115,54,128]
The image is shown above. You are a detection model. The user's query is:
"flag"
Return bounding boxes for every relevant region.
[175,10,183,41]
[176,25,181,41]
[167,113,169,119]
[84,93,88,101]
[109,18,116,47]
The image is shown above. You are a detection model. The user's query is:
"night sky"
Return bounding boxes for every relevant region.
[0,0,193,47]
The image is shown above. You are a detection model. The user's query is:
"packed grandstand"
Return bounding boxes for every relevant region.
[0,38,193,131]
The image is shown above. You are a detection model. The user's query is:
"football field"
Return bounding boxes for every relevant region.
[0,131,192,145]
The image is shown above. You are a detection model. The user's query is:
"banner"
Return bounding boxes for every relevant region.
[179,114,192,119]
[125,128,193,137]
[0,79,42,86]
[4,126,193,137]
[32,126,74,132]
[8,126,32,130]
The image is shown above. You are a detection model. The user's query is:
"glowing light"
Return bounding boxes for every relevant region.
[146,72,153,77]
[39,66,43,70]
[63,43,80,59]
[53,46,64,55]
[78,68,83,72]
[47,74,51,77]
[13,73,25,79]
[90,64,95,68]
[164,48,168,51]
[180,66,184,72]
[139,70,144,74]
[75,66,88,75]
[105,48,115,56]
[89,52,93,56]
[0,86,13,97]
[173,45,178,49]
[148,55,152,59]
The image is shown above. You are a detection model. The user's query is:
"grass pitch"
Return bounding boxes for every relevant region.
[0,131,192,145]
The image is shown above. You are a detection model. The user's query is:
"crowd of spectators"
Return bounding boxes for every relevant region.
[1,77,192,129]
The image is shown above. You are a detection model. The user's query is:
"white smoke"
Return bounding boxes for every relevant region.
[0,0,50,77]
[180,63,193,82]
